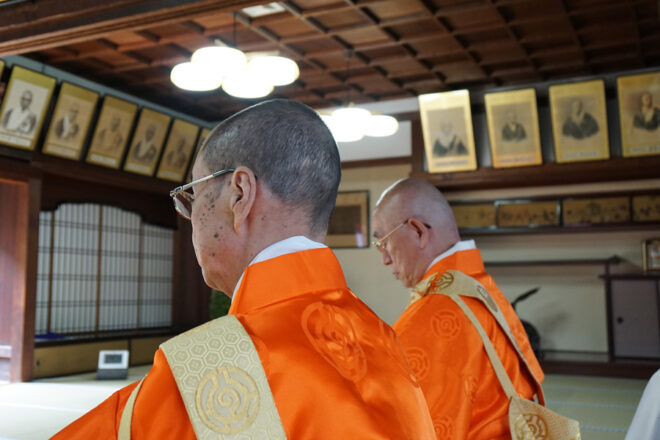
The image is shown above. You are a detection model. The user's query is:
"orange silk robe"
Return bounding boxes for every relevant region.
[393,248,544,440]
[53,247,435,439]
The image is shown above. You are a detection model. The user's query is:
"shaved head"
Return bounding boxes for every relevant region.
[373,178,460,287]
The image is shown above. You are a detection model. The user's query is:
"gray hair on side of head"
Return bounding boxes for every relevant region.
[200,99,341,233]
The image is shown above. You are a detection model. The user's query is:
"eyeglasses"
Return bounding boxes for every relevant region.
[169,168,235,220]
[372,218,431,251]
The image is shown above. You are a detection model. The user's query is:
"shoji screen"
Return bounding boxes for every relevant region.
[35,203,173,337]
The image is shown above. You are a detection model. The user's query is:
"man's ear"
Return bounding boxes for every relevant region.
[409,218,430,249]
[229,166,257,233]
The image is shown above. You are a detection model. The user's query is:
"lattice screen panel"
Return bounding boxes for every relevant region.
[35,203,173,337]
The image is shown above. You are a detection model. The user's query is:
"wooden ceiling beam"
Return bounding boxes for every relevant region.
[0,0,264,57]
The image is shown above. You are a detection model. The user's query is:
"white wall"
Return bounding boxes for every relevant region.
[333,164,412,324]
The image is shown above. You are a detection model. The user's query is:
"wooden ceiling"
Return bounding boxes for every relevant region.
[3,0,660,121]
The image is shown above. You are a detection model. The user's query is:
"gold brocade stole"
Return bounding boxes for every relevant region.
[412,270,581,440]
[118,315,287,440]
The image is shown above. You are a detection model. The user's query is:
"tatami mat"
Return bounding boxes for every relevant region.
[0,370,649,439]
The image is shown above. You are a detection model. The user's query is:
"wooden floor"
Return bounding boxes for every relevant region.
[0,367,649,439]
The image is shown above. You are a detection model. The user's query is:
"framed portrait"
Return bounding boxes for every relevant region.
[42,82,99,160]
[496,200,559,228]
[419,90,477,173]
[123,108,171,176]
[156,119,200,182]
[0,65,56,151]
[325,191,369,248]
[563,196,630,226]
[186,127,211,182]
[86,96,138,169]
[451,203,496,229]
[617,71,660,157]
[643,238,660,271]
[485,88,542,168]
[633,195,660,222]
[549,79,610,163]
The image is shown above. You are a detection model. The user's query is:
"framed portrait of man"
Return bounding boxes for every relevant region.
[186,127,211,182]
[617,71,660,157]
[485,88,542,168]
[86,96,138,169]
[123,108,171,176]
[42,82,99,160]
[418,90,477,173]
[156,119,200,182]
[549,79,610,163]
[0,65,56,151]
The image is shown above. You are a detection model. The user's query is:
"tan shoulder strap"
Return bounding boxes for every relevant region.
[425,270,545,404]
[117,379,144,440]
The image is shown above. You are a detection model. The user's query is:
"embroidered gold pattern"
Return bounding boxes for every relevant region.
[196,365,260,434]
[434,272,455,290]
[477,285,498,311]
[302,302,367,382]
[405,347,430,381]
[514,413,549,440]
[430,309,461,339]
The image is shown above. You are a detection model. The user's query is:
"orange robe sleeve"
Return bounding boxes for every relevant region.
[52,349,196,440]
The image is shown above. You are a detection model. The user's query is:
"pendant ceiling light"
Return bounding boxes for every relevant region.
[321,50,399,143]
[170,12,299,98]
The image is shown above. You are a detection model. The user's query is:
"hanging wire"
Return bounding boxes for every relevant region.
[233,11,237,48]
[345,48,354,107]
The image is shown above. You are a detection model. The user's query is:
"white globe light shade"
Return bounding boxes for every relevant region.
[191,46,247,77]
[364,114,399,137]
[170,62,222,91]
[320,114,364,142]
[248,55,299,86]
[222,70,274,99]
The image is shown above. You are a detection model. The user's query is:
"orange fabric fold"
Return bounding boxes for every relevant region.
[53,247,435,439]
[393,248,544,440]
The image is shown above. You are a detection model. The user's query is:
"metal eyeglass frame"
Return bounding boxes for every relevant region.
[169,168,235,220]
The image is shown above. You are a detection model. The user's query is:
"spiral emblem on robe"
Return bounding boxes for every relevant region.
[195,365,259,434]
[302,302,367,382]
[432,416,453,440]
[430,309,461,339]
[405,347,430,381]
[434,272,455,290]
[477,285,497,311]
[514,413,548,440]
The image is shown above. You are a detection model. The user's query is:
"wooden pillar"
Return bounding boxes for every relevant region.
[0,177,40,382]
[171,217,210,332]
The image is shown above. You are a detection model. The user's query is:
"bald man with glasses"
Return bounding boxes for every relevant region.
[54,100,434,440]
[372,177,544,439]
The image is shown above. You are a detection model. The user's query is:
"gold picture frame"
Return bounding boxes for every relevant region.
[156,119,200,182]
[325,191,369,248]
[563,197,630,226]
[419,90,477,173]
[485,88,542,168]
[42,82,99,160]
[497,200,559,228]
[549,79,610,163]
[0,65,56,151]
[451,203,496,229]
[633,195,660,223]
[617,71,660,157]
[86,96,138,169]
[643,238,660,271]
[186,127,211,182]
[123,108,171,176]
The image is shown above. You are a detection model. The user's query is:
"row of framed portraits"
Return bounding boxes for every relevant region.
[419,71,660,173]
[451,194,660,230]
[0,61,212,182]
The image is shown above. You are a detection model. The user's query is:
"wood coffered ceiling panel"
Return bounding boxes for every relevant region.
[6,0,656,121]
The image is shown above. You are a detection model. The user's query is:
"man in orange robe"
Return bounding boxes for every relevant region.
[372,178,544,440]
[53,100,434,439]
